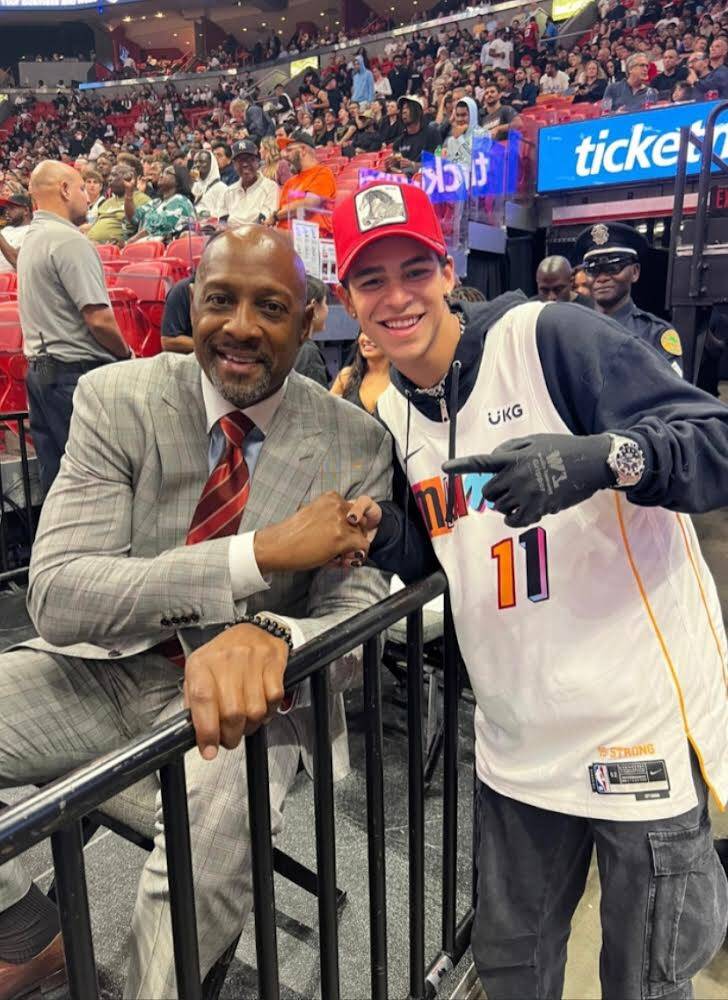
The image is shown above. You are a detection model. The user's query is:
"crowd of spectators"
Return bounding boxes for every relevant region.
[1,0,727,252]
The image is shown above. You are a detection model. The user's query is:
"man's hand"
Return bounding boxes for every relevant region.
[253,491,370,574]
[443,433,613,528]
[123,178,136,197]
[184,623,288,759]
[333,496,383,567]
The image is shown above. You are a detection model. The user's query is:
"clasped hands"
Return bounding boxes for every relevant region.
[184,491,383,760]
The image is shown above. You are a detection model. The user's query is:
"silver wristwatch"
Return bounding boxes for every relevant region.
[606,434,645,488]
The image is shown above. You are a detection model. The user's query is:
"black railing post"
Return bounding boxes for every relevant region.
[311,666,341,1000]
[159,758,203,1000]
[406,610,426,1000]
[50,821,99,1000]
[245,727,280,1000]
[690,99,728,297]
[17,415,35,546]
[364,635,389,1000]
[441,594,459,956]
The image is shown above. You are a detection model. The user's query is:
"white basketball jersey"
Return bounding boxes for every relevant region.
[377,301,728,820]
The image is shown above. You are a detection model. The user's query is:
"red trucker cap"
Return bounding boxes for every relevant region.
[332,181,446,283]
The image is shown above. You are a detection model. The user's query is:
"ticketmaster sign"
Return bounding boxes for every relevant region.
[537,100,727,193]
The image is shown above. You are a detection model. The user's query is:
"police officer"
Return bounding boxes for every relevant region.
[574,221,683,374]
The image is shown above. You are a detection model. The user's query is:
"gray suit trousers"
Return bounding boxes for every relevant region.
[0,647,301,999]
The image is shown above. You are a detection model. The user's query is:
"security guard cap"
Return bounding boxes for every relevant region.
[574,222,648,265]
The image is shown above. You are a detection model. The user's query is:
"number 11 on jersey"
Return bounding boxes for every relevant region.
[491,527,550,610]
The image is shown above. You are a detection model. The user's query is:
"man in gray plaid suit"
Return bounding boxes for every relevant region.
[0,228,392,999]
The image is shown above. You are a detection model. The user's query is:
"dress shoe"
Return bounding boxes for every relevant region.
[0,933,66,1000]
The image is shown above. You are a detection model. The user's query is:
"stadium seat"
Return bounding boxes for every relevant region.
[0,273,17,302]
[117,261,185,346]
[165,235,207,269]
[108,286,161,358]
[96,244,121,262]
[0,301,28,415]
[121,241,166,263]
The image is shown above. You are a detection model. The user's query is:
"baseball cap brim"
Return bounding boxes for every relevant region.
[338,225,446,282]
[0,196,30,209]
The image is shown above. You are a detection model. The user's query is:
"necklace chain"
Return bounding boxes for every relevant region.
[413,310,466,398]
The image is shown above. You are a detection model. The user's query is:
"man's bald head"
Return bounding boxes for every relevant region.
[192,226,312,409]
[29,160,89,226]
[196,226,307,302]
[536,255,574,303]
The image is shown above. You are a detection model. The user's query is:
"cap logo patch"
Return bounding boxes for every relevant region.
[354,184,407,233]
[591,223,609,246]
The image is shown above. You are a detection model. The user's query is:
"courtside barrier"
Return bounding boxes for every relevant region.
[0,570,475,1000]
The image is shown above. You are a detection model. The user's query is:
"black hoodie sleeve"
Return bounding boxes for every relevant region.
[536,303,728,511]
[368,440,439,581]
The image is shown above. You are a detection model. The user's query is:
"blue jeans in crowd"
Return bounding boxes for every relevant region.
[26,358,109,495]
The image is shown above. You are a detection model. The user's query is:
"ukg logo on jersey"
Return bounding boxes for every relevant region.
[537,101,728,193]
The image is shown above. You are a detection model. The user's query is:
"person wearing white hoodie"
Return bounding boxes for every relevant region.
[191,149,228,220]
[444,96,479,181]
[443,97,479,249]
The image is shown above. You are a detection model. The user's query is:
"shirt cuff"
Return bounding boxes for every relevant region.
[228,532,271,601]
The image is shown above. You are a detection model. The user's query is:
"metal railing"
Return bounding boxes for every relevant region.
[0,570,475,1000]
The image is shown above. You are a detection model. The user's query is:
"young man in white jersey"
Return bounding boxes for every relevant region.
[334,182,728,1000]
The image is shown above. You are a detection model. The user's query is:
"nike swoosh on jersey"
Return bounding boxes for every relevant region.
[404,445,424,462]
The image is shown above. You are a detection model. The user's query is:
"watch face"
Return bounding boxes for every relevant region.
[615,440,645,486]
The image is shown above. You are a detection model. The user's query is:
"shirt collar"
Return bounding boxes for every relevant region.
[31,210,78,230]
[201,369,288,435]
[608,297,636,322]
[237,173,263,193]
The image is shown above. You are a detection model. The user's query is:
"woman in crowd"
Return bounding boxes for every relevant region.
[260,136,292,185]
[127,164,195,243]
[330,331,391,414]
[573,60,607,103]
[604,58,624,84]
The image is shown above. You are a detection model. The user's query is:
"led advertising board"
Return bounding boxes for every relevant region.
[537,101,726,194]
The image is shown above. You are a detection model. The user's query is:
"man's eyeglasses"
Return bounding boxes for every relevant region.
[582,255,636,276]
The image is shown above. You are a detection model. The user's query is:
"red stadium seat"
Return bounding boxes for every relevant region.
[121,241,166,263]
[0,301,28,416]
[117,261,184,347]
[96,244,121,262]
[0,273,17,302]
[165,236,207,269]
[108,287,161,358]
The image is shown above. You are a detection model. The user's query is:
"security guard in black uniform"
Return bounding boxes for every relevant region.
[574,221,684,375]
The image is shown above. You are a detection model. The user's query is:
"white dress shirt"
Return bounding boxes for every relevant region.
[201,371,305,648]
[223,174,279,229]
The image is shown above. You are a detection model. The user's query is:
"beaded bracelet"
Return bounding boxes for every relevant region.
[224,613,294,651]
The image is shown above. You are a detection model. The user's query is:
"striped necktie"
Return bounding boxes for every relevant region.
[154,410,254,667]
[187,410,255,544]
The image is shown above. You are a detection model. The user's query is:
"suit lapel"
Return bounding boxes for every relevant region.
[241,374,334,531]
[151,355,209,550]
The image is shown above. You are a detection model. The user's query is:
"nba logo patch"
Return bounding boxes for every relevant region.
[354,184,408,233]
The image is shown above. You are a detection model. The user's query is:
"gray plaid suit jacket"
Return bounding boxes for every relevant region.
[21,353,393,776]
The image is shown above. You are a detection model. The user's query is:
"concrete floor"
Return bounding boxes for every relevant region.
[1,469,727,999]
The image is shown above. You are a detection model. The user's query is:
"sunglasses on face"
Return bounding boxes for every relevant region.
[582,255,636,276]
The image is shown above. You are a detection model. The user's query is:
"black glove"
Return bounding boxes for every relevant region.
[443,433,613,528]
